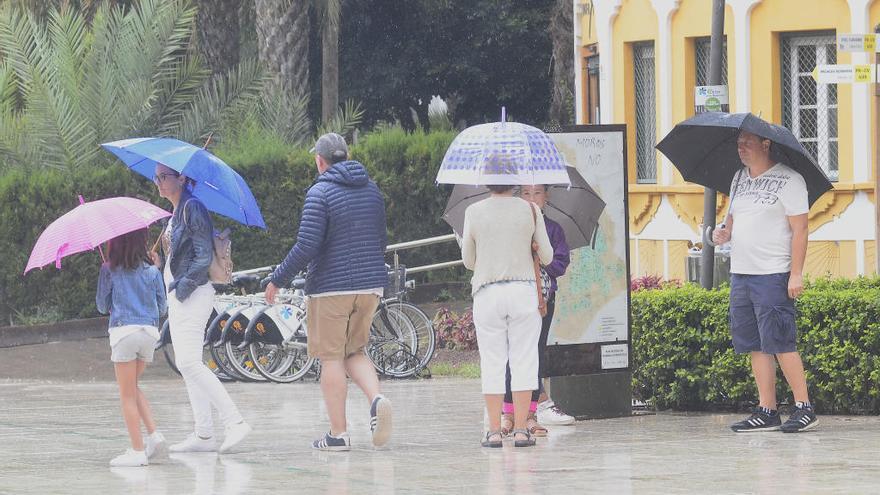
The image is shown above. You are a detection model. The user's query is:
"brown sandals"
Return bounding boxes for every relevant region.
[527,412,548,437]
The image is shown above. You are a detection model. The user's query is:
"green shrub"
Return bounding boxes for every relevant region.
[1,126,465,325]
[352,126,464,280]
[632,278,880,414]
[0,166,156,325]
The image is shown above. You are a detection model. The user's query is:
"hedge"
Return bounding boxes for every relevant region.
[0,127,462,326]
[632,278,880,414]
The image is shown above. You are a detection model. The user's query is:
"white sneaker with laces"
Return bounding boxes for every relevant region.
[145,431,166,459]
[219,421,252,453]
[537,400,575,426]
[169,433,217,453]
[110,449,148,467]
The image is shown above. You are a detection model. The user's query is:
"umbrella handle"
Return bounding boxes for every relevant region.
[703,225,717,248]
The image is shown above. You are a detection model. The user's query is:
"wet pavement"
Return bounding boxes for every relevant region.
[1,342,879,493]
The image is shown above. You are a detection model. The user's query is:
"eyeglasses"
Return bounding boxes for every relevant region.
[153,172,180,183]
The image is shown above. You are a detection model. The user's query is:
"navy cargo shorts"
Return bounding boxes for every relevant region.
[729,272,798,355]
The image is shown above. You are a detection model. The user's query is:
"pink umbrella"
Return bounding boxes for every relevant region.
[24,196,171,274]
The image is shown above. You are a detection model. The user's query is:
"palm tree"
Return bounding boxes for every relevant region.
[195,0,240,75]
[548,0,574,126]
[254,0,309,101]
[316,0,340,123]
[0,0,264,170]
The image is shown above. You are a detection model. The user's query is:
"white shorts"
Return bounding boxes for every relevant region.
[472,282,542,394]
[110,326,159,363]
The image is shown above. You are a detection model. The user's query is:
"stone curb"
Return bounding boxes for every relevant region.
[0,317,109,348]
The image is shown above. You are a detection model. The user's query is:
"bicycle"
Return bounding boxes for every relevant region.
[365,264,436,378]
[241,277,317,383]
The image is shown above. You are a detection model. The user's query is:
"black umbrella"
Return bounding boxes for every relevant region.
[655,112,833,206]
[442,167,606,250]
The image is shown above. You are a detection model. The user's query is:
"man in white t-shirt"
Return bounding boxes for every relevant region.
[712,130,818,433]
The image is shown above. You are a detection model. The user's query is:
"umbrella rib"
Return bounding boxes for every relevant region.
[544,201,592,240]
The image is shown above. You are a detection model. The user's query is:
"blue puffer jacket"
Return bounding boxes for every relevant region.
[271,160,388,295]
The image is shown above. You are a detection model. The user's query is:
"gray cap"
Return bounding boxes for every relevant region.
[309,132,348,161]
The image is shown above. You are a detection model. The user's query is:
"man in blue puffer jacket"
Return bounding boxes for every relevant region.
[265,133,392,451]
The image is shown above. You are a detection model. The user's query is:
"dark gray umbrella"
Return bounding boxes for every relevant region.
[442,167,606,250]
[655,112,833,206]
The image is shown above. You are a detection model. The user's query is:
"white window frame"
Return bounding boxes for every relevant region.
[783,33,838,181]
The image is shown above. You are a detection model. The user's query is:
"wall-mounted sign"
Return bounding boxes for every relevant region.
[695,85,729,113]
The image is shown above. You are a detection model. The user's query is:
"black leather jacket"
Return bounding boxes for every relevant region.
[162,191,213,301]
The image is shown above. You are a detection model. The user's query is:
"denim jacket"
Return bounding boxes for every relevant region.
[161,191,214,301]
[96,261,167,328]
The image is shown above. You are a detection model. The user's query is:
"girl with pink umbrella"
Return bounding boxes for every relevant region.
[96,228,168,467]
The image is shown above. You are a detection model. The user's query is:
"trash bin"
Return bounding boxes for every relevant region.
[685,250,730,287]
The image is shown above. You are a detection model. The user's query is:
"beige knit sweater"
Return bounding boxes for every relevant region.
[461,196,553,295]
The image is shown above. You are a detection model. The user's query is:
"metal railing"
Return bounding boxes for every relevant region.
[386,233,463,274]
[230,233,464,278]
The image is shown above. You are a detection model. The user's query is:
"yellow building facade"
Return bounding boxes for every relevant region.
[575,0,880,280]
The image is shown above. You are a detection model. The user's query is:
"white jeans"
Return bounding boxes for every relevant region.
[169,283,243,437]
[472,282,541,394]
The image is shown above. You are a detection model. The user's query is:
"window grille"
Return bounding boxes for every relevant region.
[781,33,838,181]
[695,36,728,87]
[634,42,656,183]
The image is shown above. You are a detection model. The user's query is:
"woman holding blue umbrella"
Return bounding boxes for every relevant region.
[152,163,252,454]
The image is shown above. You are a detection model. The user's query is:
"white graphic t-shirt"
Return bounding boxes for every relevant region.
[729,163,809,275]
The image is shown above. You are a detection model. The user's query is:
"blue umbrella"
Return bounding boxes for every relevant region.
[101,137,266,228]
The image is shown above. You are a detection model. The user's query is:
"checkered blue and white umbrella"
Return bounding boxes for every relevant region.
[435,116,571,186]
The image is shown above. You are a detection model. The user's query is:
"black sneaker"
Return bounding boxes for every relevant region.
[730,408,782,433]
[369,395,393,447]
[781,403,819,433]
[311,432,351,451]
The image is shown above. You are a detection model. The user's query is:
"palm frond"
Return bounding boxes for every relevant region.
[0,6,46,94]
[152,52,211,135]
[317,99,364,138]
[80,2,126,141]
[172,57,265,143]
[255,87,311,145]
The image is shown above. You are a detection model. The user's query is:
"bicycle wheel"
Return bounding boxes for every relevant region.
[247,306,315,383]
[249,340,315,383]
[366,304,419,378]
[225,340,268,381]
[208,312,250,382]
[393,301,436,372]
[161,317,235,381]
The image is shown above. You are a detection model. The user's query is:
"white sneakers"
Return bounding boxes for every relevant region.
[537,400,576,426]
[145,431,166,459]
[219,421,252,453]
[109,431,165,467]
[169,433,218,453]
[110,449,148,467]
[167,422,252,454]
[110,424,250,467]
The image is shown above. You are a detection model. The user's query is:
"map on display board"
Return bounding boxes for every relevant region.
[544,126,631,376]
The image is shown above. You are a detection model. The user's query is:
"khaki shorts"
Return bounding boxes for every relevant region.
[306,294,379,361]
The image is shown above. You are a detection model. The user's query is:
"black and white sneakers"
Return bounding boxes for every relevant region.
[781,402,819,433]
[370,395,393,447]
[730,407,782,433]
[731,403,819,433]
[312,431,351,451]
